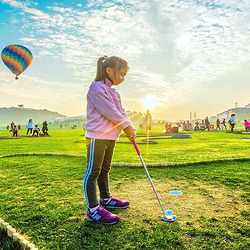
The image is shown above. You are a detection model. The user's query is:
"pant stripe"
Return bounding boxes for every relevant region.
[83,138,94,208]
[83,138,95,208]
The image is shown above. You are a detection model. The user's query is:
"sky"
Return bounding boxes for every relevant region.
[0,0,250,120]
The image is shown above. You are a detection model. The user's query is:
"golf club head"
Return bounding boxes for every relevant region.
[162,214,177,222]
[162,210,177,222]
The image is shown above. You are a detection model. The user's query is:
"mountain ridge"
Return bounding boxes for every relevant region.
[0,107,65,125]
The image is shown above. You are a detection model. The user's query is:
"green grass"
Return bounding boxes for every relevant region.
[0,229,22,250]
[0,126,250,249]
[1,125,250,163]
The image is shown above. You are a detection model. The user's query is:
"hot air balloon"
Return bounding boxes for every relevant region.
[1,44,33,80]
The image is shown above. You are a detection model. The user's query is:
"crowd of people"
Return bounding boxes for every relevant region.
[5,119,49,137]
[164,114,250,133]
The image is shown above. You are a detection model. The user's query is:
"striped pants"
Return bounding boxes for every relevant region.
[83,138,115,208]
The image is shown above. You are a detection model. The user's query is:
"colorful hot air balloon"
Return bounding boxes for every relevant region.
[1,44,33,80]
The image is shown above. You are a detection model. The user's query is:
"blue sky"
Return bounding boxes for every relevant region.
[0,0,250,120]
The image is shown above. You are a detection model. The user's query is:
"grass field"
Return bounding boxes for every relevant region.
[0,125,250,249]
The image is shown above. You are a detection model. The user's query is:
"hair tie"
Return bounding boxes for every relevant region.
[102,55,108,63]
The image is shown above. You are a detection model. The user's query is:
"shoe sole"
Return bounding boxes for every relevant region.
[86,217,119,225]
[101,205,129,209]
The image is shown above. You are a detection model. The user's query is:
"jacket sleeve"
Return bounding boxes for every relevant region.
[88,88,131,130]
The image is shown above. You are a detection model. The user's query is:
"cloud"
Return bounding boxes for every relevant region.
[2,0,26,8]
[38,50,54,56]
[2,0,250,116]
[1,0,50,19]
[0,71,85,115]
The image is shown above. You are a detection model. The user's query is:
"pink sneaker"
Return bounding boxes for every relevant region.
[86,206,119,225]
[100,197,129,209]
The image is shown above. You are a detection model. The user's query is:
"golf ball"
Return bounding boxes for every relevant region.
[166,210,173,216]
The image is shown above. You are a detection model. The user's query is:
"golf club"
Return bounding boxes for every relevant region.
[132,138,177,222]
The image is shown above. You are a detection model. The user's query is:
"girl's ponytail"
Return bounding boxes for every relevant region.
[94,57,106,82]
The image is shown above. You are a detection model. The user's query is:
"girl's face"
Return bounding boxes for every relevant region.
[106,67,128,85]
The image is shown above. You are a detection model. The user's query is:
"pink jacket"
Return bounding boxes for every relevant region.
[244,120,250,128]
[84,79,135,140]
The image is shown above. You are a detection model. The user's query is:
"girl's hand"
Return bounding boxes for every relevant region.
[124,125,136,141]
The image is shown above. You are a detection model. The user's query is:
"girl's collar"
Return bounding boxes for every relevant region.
[103,78,113,87]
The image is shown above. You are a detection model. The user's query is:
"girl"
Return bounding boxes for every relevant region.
[83,56,136,225]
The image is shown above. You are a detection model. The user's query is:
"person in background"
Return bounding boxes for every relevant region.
[221,118,227,130]
[229,114,236,133]
[13,125,18,137]
[26,119,34,135]
[244,119,250,132]
[32,125,40,136]
[186,120,192,131]
[216,118,220,130]
[194,121,199,131]
[42,121,49,136]
[205,117,210,131]
[10,121,14,132]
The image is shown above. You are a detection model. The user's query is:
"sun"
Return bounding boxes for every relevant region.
[142,94,162,110]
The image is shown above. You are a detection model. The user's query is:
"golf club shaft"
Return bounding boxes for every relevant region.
[132,139,166,215]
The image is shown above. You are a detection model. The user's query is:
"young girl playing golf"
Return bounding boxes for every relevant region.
[83,56,136,225]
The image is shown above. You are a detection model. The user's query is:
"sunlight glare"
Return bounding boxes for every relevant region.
[142,94,162,110]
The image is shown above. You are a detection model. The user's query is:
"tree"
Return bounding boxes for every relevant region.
[194,111,197,120]
[190,111,192,121]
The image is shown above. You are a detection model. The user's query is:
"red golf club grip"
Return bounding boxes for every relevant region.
[132,139,141,156]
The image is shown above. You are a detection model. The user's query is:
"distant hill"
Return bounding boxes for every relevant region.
[0,107,65,125]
